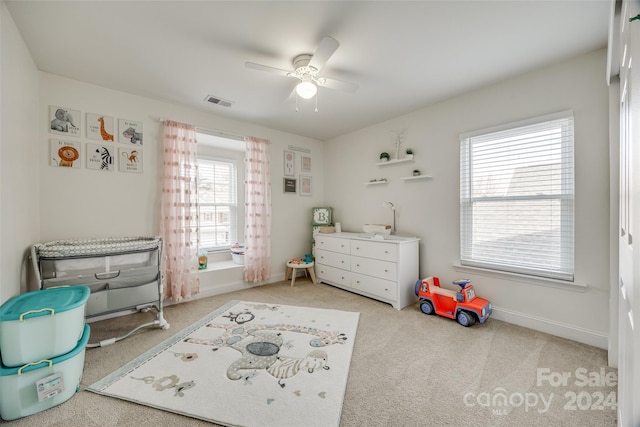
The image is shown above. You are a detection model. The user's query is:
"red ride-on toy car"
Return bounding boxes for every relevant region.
[415,276,492,327]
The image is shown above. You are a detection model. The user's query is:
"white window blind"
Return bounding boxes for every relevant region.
[460,111,574,280]
[197,157,238,250]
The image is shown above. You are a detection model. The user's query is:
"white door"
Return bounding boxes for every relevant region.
[618,1,640,425]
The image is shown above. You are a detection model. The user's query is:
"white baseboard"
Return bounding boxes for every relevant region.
[491,306,608,350]
[167,272,287,304]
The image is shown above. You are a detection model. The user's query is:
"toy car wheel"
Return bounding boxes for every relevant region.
[457,310,476,327]
[420,300,434,315]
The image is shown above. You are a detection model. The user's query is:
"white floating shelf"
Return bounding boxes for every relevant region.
[376,158,414,166]
[365,180,389,186]
[400,175,433,181]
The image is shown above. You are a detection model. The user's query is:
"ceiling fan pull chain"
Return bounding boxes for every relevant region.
[315,93,319,113]
[295,93,299,112]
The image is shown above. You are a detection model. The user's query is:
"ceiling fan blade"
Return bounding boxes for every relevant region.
[245,62,293,78]
[308,36,339,72]
[320,77,359,93]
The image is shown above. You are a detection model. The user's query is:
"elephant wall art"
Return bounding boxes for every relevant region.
[49,106,81,137]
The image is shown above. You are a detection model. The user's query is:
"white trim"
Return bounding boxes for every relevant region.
[452,263,587,292]
[459,109,573,140]
[491,306,608,350]
[190,273,286,301]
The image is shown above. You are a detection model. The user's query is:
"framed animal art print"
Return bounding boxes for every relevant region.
[86,143,115,171]
[49,106,81,137]
[87,113,115,142]
[49,139,81,168]
[118,119,143,145]
[119,148,142,173]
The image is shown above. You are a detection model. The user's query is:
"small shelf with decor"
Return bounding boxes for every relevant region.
[400,174,433,181]
[376,158,414,166]
[365,179,389,186]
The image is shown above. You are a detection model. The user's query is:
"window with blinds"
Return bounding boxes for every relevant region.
[197,157,238,250]
[459,111,574,280]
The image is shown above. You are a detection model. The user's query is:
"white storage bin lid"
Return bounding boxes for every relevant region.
[0,287,90,322]
[0,324,90,375]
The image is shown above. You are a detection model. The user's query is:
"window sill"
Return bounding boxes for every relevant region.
[452,263,587,293]
[200,260,243,273]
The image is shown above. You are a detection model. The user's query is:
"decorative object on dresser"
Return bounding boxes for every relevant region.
[312,207,333,255]
[312,207,333,225]
[31,236,169,347]
[314,232,419,309]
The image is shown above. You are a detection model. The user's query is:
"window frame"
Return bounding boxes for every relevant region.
[196,131,245,254]
[459,110,575,281]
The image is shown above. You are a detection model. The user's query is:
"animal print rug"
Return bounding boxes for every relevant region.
[87,300,359,427]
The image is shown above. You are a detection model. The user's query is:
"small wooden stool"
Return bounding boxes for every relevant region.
[286,260,317,286]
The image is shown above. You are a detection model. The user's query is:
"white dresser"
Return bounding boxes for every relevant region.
[314,232,419,310]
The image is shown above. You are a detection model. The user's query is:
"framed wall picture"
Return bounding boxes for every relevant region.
[86,113,115,142]
[283,177,296,193]
[49,139,81,168]
[118,119,143,145]
[300,175,312,196]
[86,143,115,171]
[284,150,295,176]
[119,148,143,173]
[49,106,81,137]
[301,155,311,172]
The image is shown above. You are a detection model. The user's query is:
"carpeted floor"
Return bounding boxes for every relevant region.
[3,280,617,426]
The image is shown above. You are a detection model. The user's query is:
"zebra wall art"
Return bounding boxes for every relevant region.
[96,147,113,170]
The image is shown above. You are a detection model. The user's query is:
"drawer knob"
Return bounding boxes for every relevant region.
[385,250,389,253]
[384,269,388,272]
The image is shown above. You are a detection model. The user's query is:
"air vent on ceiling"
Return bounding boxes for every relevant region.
[204,95,233,108]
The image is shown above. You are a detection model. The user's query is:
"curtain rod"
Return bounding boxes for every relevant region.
[154,117,245,141]
[196,127,245,141]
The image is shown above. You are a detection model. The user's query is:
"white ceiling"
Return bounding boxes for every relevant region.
[5,0,610,141]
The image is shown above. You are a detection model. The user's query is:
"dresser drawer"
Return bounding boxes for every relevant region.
[352,272,397,300]
[351,256,397,281]
[315,249,350,270]
[315,235,351,254]
[316,263,350,287]
[351,240,397,261]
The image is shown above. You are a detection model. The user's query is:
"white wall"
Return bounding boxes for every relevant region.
[324,49,611,348]
[0,1,40,304]
[11,72,323,297]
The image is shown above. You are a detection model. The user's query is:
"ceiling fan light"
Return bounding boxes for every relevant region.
[296,81,317,99]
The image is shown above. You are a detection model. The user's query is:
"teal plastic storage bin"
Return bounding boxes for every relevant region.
[0,286,89,367]
[0,324,90,420]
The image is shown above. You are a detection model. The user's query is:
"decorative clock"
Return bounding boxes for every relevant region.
[312,207,333,226]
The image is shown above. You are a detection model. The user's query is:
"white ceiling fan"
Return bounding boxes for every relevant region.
[245,36,358,105]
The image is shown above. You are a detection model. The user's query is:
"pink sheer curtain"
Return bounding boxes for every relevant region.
[244,136,272,282]
[160,120,200,301]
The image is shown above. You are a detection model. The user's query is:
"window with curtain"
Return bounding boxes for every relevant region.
[197,156,238,250]
[459,111,574,280]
